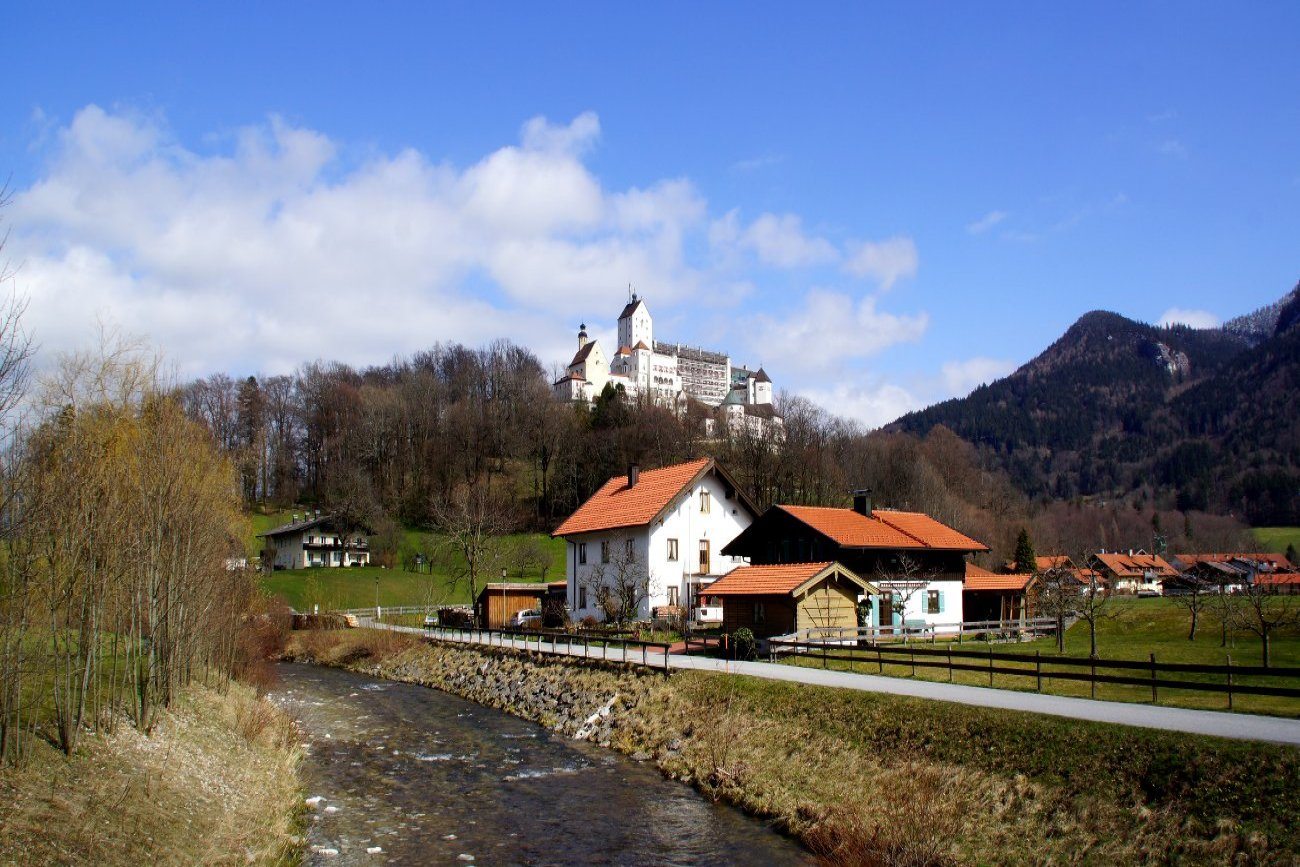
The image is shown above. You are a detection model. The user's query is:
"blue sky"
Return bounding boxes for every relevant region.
[4,2,1299,424]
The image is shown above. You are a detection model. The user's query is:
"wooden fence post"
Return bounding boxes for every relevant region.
[1090,657,1096,699]
[1035,651,1041,692]
[910,646,916,677]
[877,646,883,674]
[988,644,994,687]
[947,647,953,682]
[1150,652,1158,704]
[1226,654,1233,710]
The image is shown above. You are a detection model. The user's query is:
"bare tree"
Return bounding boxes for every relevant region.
[1227,581,1299,668]
[1035,563,1082,653]
[431,485,514,622]
[1167,572,1216,641]
[1072,565,1117,659]
[509,535,552,581]
[581,541,654,626]
[874,553,938,635]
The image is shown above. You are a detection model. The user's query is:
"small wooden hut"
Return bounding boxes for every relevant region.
[705,561,876,639]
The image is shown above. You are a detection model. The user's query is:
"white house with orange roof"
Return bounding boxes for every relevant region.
[552,458,760,623]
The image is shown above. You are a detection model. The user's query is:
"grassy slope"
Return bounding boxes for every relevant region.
[1252,526,1300,555]
[788,597,1300,717]
[0,684,302,865]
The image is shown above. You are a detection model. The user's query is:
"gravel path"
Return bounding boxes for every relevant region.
[370,621,1300,746]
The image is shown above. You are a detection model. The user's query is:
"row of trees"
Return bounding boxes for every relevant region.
[0,322,261,766]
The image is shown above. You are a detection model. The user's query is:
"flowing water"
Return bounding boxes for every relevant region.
[270,663,813,866]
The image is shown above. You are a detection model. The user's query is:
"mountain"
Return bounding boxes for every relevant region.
[891,285,1300,525]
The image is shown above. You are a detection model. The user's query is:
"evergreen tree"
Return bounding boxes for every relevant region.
[1013,527,1037,573]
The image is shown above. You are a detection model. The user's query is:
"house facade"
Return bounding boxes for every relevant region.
[552,458,759,623]
[258,513,370,570]
[1090,551,1178,595]
[705,561,877,639]
[720,492,987,634]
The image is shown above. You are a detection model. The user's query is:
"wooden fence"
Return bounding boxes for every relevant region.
[767,637,1300,708]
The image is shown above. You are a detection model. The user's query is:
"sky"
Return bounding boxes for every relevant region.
[3,2,1299,426]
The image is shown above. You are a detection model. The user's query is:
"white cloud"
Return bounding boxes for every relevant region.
[1158,307,1220,329]
[730,153,784,173]
[801,381,921,429]
[9,106,715,377]
[843,236,918,290]
[711,210,837,268]
[750,289,928,377]
[966,210,1007,235]
[941,356,1016,397]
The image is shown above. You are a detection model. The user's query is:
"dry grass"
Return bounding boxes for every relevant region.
[0,683,303,866]
[286,626,418,667]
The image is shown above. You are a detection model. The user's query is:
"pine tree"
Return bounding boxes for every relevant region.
[1013,528,1037,574]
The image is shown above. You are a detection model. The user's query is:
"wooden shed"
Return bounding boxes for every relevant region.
[475,583,548,628]
[704,561,877,639]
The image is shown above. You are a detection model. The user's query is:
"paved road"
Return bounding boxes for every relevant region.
[368,621,1300,747]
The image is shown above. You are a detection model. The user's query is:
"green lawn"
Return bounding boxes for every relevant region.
[1252,526,1300,557]
[784,597,1300,717]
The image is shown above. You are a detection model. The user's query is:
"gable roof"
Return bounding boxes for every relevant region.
[257,513,368,538]
[1174,553,1293,571]
[706,561,876,597]
[618,298,647,320]
[753,367,771,383]
[632,340,651,351]
[1092,551,1178,578]
[552,458,756,537]
[1036,555,1073,571]
[569,341,598,366]
[1256,572,1300,587]
[964,562,1034,591]
[774,505,988,552]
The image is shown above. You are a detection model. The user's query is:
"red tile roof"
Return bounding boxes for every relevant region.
[553,458,713,537]
[1093,552,1178,578]
[569,341,598,366]
[632,340,651,351]
[776,505,988,552]
[964,562,1033,591]
[1256,572,1300,586]
[706,562,835,595]
[1036,555,1073,571]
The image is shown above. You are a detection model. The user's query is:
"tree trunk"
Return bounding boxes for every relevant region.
[1188,606,1197,641]
[1089,620,1098,659]
[1056,613,1065,652]
[1261,630,1270,669]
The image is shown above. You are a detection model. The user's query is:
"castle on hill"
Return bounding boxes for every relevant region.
[552,293,784,438]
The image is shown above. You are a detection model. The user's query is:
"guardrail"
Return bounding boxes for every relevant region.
[418,624,673,673]
[771,618,1061,647]
[766,637,1300,708]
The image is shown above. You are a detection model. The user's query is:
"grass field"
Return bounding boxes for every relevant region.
[785,596,1300,717]
[1252,526,1300,556]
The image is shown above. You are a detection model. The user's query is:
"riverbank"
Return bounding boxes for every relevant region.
[287,628,1300,865]
[0,682,303,866]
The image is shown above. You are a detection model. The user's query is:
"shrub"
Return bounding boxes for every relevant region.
[731,628,757,661]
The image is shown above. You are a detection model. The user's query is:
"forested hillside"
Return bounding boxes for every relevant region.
[894,284,1300,525]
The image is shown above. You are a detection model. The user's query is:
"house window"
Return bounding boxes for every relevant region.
[601,540,610,564]
[667,586,679,606]
[753,602,766,624]
[579,586,587,609]
[625,539,635,560]
[578,542,587,565]
[667,539,679,561]
[700,490,712,514]
[698,540,711,575]
[926,590,941,614]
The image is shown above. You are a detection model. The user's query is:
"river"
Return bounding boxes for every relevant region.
[270,662,813,865]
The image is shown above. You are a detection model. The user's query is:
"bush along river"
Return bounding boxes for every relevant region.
[270,662,812,865]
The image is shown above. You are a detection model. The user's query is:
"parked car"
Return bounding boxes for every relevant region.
[422,613,438,628]
[511,608,542,628]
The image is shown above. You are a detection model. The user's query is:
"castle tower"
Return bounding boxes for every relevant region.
[578,323,589,349]
[617,292,652,350]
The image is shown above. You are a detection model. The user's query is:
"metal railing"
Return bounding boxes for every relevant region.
[769,617,1061,649]
[415,625,673,673]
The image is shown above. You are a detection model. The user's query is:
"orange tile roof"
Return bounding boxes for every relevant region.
[706,562,836,596]
[776,505,988,551]
[964,562,1033,591]
[1093,552,1178,578]
[1036,555,1072,571]
[1256,572,1300,586]
[553,458,712,537]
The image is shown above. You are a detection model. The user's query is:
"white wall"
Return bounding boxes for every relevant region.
[564,470,753,622]
[867,579,964,634]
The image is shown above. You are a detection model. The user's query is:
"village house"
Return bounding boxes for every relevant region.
[1089,550,1178,595]
[720,492,987,634]
[257,512,370,570]
[704,562,878,639]
[963,563,1036,622]
[1167,553,1293,594]
[552,458,759,624]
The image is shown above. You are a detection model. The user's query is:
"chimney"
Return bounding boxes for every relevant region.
[852,489,872,516]
[628,463,640,488]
